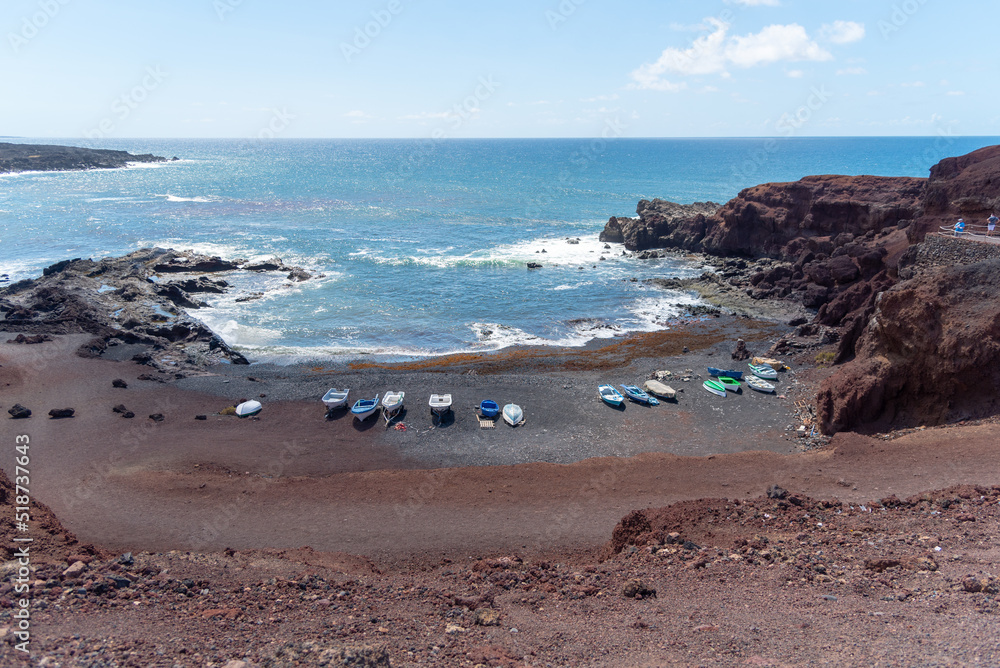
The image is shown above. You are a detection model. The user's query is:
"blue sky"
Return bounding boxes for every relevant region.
[2,0,997,138]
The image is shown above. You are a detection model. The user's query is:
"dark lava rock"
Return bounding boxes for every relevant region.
[111,378,128,389]
[621,578,657,599]
[148,413,165,422]
[767,484,789,500]
[731,338,750,361]
[8,404,31,419]
[112,404,129,414]
[6,333,52,344]
[287,267,312,282]
[195,415,207,420]
[48,408,75,419]
[0,142,166,174]
[526,262,542,269]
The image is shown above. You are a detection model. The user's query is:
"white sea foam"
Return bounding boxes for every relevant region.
[125,161,166,169]
[156,194,218,203]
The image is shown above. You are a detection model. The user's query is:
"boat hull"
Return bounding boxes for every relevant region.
[746,377,776,393]
[351,394,380,421]
[429,394,452,415]
[322,388,350,409]
[703,380,727,397]
[620,384,659,405]
[707,367,743,380]
[502,403,523,426]
[598,385,624,406]
[235,400,262,418]
[480,400,500,418]
[748,363,779,380]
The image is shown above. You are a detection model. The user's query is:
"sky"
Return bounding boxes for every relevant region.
[1,0,998,139]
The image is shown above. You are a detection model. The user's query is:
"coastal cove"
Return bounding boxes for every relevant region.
[3,136,997,362]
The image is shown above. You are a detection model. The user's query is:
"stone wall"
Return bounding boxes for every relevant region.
[898,234,1000,279]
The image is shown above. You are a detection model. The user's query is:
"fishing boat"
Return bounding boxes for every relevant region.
[718,376,741,392]
[620,384,660,406]
[642,379,676,400]
[381,391,405,425]
[479,400,500,419]
[429,394,452,417]
[235,400,262,418]
[598,384,625,406]
[745,376,776,393]
[502,403,524,426]
[321,388,350,409]
[748,363,779,380]
[351,394,380,421]
[707,366,744,380]
[703,379,727,397]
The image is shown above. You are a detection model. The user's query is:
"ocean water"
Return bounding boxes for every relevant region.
[2,136,996,361]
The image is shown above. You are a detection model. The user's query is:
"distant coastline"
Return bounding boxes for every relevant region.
[0,141,170,174]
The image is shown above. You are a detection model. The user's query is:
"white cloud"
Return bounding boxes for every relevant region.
[343,110,369,118]
[398,111,452,121]
[629,19,834,90]
[946,91,965,96]
[820,20,865,44]
[786,69,804,78]
[836,67,867,76]
[581,93,620,102]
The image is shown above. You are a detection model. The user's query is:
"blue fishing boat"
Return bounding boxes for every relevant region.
[351,394,380,421]
[707,366,743,380]
[479,400,500,418]
[598,384,625,407]
[620,384,660,406]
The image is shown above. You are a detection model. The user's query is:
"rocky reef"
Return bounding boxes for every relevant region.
[606,145,1000,433]
[0,141,168,173]
[0,248,313,374]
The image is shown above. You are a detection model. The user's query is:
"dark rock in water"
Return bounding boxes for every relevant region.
[112,378,128,388]
[149,413,165,422]
[6,333,52,344]
[155,283,201,309]
[153,256,238,273]
[235,292,264,303]
[0,142,166,174]
[243,258,287,272]
[48,408,75,419]
[287,267,312,282]
[170,277,228,293]
[526,262,542,269]
[731,338,750,361]
[8,404,31,419]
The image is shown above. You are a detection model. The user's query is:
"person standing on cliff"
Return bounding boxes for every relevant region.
[954,218,966,237]
[987,213,998,236]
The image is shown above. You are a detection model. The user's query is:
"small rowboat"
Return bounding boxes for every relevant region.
[479,400,500,419]
[429,394,452,417]
[748,363,778,380]
[235,400,262,418]
[351,394,380,421]
[620,384,660,406]
[642,379,676,400]
[321,388,350,409]
[745,376,776,393]
[502,403,524,427]
[382,391,405,425]
[703,379,727,397]
[707,367,743,380]
[718,376,741,393]
[599,384,624,406]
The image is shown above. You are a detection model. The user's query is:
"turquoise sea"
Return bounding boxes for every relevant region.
[1,137,996,361]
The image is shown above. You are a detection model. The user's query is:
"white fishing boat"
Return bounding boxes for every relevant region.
[235,400,262,418]
[429,393,452,417]
[745,376,776,393]
[382,390,405,426]
[322,388,350,409]
[502,403,524,427]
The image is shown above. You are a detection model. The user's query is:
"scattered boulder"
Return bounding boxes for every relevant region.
[149,413,165,422]
[112,378,128,388]
[287,268,312,282]
[48,408,75,419]
[262,641,391,668]
[6,333,52,344]
[622,578,656,599]
[195,414,208,420]
[473,608,501,626]
[767,485,789,500]
[731,338,750,361]
[8,404,31,419]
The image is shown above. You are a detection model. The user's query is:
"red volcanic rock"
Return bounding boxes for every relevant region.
[920,145,1000,236]
[817,258,1000,433]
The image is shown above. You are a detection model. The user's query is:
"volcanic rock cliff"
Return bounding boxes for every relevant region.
[0,142,168,173]
[607,144,1000,433]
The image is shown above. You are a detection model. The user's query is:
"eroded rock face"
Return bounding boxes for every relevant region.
[817,259,1000,433]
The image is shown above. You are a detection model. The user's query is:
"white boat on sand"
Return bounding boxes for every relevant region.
[235,400,262,418]
[382,391,405,425]
[322,388,350,409]
[429,394,452,417]
[642,379,676,400]
[502,403,524,427]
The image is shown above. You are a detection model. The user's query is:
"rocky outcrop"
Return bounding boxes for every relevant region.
[817,258,1000,433]
[0,142,166,173]
[0,248,312,372]
[919,145,1000,237]
[600,200,720,248]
